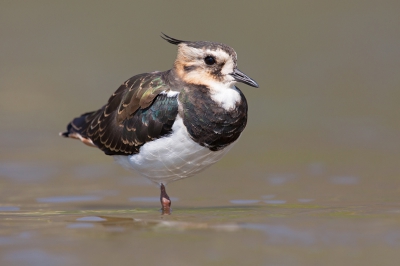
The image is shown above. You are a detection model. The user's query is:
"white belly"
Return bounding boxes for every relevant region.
[113,115,236,184]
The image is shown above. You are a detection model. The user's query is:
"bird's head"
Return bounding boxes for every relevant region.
[162,33,259,88]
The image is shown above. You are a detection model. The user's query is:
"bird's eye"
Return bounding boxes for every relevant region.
[204,56,216,65]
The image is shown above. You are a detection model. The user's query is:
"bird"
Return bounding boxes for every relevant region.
[60,33,258,214]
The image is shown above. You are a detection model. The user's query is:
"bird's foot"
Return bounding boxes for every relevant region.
[160,183,171,215]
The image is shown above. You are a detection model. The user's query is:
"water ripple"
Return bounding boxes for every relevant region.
[67,223,95,228]
[264,200,287,204]
[36,195,102,203]
[0,206,20,211]
[76,216,107,222]
[230,200,260,204]
[129,197,178,203]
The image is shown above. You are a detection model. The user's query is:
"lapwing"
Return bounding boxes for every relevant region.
[61,34,259,214]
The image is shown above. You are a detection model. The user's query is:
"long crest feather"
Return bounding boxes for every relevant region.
[160,33,186,45]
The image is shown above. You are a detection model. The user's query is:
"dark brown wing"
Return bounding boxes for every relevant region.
[61,71,179,155]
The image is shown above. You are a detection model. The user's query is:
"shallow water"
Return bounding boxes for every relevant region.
[1,1,400,265]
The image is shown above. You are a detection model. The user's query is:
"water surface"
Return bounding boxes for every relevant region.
[1,1,400,265]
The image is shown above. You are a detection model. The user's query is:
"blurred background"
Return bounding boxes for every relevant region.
[1,1,400,265]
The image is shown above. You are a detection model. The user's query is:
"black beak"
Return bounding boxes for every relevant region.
[230,68,259,88]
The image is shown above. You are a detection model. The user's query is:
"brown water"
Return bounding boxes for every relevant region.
[1,1,400,265]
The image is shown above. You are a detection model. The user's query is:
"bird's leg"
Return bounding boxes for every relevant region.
[160,183,171,215]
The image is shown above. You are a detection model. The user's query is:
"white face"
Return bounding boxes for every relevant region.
[174,43,237,86]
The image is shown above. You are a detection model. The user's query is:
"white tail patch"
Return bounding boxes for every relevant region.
[63,132,96,147]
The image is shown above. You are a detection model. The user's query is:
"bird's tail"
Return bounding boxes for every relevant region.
[60,111,98,147]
